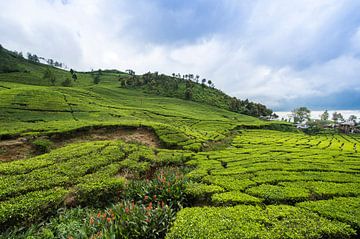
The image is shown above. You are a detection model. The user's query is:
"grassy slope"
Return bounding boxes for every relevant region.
[119,73,273,117]
[0,46,272,117]
[2,47,359,238]
[0,50,281,150]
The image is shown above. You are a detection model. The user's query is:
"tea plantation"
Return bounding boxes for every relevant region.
[0,48,359,238]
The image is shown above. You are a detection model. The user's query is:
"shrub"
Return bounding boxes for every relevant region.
[297,197,360,230]
[88,201,175,239]
[31,138,54,153]
[0,188,69,230]
[61,78,72,87]
[124,169,188,210]
[203,175,255,191]
[185,182,225,203]
[75,177,126,207]
[166,205,356,239]
[212,191,263,205]
[246,184,310,204]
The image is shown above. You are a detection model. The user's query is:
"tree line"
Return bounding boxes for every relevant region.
[42,68,78,87]
[119,70,273,118]
[290,107,358,134]
[291,107,357,124]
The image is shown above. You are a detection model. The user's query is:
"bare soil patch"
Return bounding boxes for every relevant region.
[0,127,161,162]
[0,138,34,162]
[52,127,160,148]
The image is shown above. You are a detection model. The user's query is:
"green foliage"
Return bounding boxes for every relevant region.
[0,141,130,228]
[92,71,101,84]
[124,169,188,210]
[246,184,310,204]
[0,48,26,73]
[185,182,225,202]
[61,78,72,87]
[0,45,360,238]
[332,111,345,123]
[183,129,360,235]
[43,68,56,85]
[321,110,329,121]
[291,106,311,123]
[119,71,273,117]
[303,120,324,134]
[0,168,189,238]
[166,205,356,239]
[75,163,126,207]
[211,191,263,205]
[0,207,93,239]
[32,138,54,153]
[0,188,69,230]
[88,201,176,239]
[297,197,360,230]
[203,175,255,191]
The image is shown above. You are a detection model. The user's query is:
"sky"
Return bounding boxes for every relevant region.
[1,0,360,111]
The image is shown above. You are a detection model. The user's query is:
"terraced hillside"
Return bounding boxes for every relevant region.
[169,130,360,238]
[0,47,359,238]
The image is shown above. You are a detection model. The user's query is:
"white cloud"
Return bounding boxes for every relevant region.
[1,0,360,109]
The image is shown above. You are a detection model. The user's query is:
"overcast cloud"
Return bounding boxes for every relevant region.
[1,0,360,110]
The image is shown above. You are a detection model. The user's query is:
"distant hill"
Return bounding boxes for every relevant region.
[0,45,273,118]
[118,72,273,117]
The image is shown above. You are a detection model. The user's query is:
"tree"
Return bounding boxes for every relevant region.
[271,113,279,119]
[47,59,54,66]
[332,112,344,123]
[195,75,200,83]
[320,110,329,121]
[61,78,72,87]
[184,87,193,100]
[291,107,311,123]
[348,115,357,123]
[93,74,101,84]
[33,54,39,62]
[72,72,77,81]
[43,68,56,86]
[125,69,135,75]
[27,53,39,63]
[207,80,212,87]
[13,51,23,58]
[304,120,323,134]
[69,69,77,81]
[230,97,241,112]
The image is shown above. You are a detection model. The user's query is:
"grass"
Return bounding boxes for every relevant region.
[0,46,359,238]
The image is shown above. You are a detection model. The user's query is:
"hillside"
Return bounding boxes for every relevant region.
[0,46,359,239]
[0,45,272,118]
[118,72,273,117]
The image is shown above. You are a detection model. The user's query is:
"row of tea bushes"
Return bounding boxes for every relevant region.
[166,205,356,239]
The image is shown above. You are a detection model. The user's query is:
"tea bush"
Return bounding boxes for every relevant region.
[166,205,356,239]
[211,191,263,205]
[32,138,54,153]
[297,197,360,230]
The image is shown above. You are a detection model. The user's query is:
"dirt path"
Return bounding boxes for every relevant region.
[0,127,161,162]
